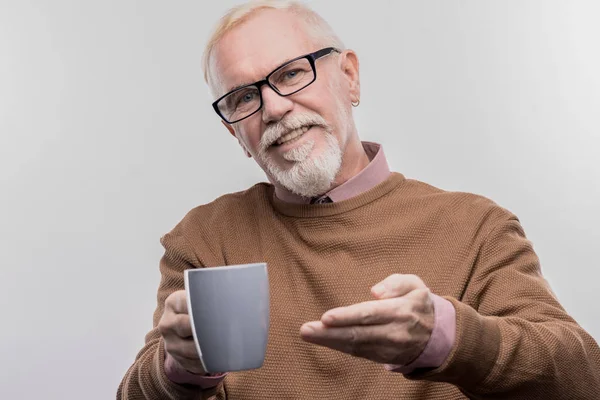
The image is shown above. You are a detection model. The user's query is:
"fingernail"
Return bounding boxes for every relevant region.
[321,312,333,323]
[372,284,385,296]
[300,324,315,336]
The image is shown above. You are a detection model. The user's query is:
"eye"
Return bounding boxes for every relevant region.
[241,92,255,103]
[284,69,301,80]
[233,89,257,107]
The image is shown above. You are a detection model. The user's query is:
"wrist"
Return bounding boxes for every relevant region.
[385,294,456,373]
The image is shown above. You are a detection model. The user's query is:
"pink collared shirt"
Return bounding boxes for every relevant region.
[164,142,456,386]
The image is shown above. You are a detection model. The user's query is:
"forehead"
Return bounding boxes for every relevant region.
[210,9,315,96]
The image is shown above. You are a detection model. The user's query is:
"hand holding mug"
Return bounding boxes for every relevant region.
[158,290,207,375]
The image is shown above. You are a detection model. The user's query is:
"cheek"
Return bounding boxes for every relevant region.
[313,94,348,132]
[311,77,347,120]
[236,118,264,153]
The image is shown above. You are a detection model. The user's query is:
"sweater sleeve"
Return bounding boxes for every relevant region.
[117,231,223,400]
[405,216,600,399]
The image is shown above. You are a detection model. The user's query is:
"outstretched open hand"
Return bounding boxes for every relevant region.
[300,274,435,367]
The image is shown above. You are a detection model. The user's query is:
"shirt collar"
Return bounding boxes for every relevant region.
[274,141,391,204]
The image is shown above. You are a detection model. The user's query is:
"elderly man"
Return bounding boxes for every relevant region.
[118,1,600,399]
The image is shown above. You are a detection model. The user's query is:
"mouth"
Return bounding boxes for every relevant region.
[271,125,315,147]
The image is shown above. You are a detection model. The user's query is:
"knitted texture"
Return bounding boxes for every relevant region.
[118,173,600,399]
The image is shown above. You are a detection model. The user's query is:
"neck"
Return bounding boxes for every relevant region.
[329,137,369,191]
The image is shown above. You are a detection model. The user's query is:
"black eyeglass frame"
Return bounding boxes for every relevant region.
[212,47,341,124]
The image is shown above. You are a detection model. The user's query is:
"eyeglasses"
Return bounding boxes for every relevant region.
[212,47,341,124]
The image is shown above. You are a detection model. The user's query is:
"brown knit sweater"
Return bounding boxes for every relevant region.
[118,173,600,399]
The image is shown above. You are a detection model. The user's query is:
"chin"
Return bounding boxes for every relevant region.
[265,142,342,197]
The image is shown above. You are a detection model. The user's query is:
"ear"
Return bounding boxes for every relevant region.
[340,50,360,104]
[221,120,252,158]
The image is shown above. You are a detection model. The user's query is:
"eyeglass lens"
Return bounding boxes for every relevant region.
[216,57,315,123]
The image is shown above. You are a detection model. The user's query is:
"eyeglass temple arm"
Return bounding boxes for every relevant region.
[313,47,341,60]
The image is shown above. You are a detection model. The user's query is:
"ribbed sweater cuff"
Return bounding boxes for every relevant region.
[404,297,501,387]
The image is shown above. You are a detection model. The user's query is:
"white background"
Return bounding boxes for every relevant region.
[1,1,598,399]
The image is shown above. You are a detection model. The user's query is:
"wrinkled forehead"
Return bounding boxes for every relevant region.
[208,9,315,98]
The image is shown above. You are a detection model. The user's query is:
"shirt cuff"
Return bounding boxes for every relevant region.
[384,293,456,374]
[163,349,227,388]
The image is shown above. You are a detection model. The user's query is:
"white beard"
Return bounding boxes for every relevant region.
[262,132,342,198]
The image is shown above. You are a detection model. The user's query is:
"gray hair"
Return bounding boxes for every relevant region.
[202,0,345,91]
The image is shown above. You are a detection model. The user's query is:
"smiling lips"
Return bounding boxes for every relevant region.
[274,125,314,146]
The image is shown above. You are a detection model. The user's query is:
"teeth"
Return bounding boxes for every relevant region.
[277,129,302,144]
[276,125,312,145]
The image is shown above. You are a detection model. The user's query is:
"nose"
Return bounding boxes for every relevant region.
[260,85,294,124]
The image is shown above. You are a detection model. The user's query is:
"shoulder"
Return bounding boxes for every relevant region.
[178,182,272,232]
[399,177,516,227]
[161,182,273,262]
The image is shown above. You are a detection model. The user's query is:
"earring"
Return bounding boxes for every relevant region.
[352,99,360,107]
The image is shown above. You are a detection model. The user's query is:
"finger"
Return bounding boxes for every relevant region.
[165,337,201,361]
[165,290,188,314]
[172,314,193,338]
[320,298,407,327]
[371,274,425,299]
[158,311,192,339]
[300,321,400,360]
[404,288,433,312]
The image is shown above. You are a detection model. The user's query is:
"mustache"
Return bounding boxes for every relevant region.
[258,113,329,154]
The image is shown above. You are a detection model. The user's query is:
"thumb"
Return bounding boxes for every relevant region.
[371,274,424,299]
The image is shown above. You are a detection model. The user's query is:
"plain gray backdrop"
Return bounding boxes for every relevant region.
[1,1,598,399]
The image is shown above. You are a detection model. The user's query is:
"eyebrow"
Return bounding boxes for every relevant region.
[225,81,255,94]
[224,54,298,94]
